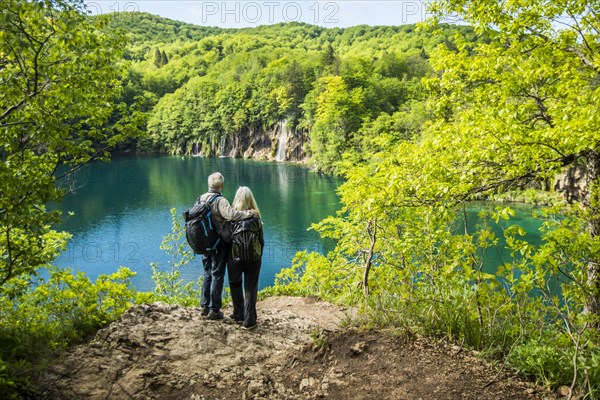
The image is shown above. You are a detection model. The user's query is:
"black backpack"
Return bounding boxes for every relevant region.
[231,217,262,262]
[183,194,222,255]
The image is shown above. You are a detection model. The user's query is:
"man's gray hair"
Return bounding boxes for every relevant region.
[208,172,224,191]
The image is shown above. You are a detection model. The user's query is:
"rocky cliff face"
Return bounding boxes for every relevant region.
[554,153,600,205]
[215,120,309,163]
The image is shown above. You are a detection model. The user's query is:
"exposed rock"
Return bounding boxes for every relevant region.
[33,297,558,400]
[299,377,316,392]
[214,120,309,163]
[246,379,265,398]
[35,298,347,400]
[349,341,368,355]
[558,386,571,397]
[555,163,589,203]
[554,151,600,205]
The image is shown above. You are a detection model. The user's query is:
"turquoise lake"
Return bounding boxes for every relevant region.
[52,156,545,291]
[53,156,342,290]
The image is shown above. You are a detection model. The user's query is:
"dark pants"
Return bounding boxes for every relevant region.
[201,242,229,311]
[228,258,261,326]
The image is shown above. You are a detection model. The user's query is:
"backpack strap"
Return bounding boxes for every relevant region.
[199,194,223,254]
[207,193,221,207]
[205,194,222,229]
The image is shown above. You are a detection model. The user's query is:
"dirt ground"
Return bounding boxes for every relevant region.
[34,296,563,400]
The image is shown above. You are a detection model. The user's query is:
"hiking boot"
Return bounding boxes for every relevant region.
[241,323,257,331]
[200,307,210,318]
[229,314,243,324]
[206,310,224,320]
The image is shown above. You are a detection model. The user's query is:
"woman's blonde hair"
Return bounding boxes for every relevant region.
[232,186,260,214]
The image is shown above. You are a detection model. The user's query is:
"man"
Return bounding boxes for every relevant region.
[200,172,255,320]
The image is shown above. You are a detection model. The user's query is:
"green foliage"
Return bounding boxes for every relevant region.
[422,0,600,317]
[0,2,144,396]
[510,340,574,387]
[0,267,136,398]
[104,12,225,46]
[307,75,367,169]
[275,199,600,392]
[6,4,597,397]
[110,15,476,171]
[271,251,361,304]
[271,2,600,395]
[0,357,31,400]
[421,1,600,198]
[489,188,565,206]
[309,329,329,353]
[146,208,201,306]
[0,0,140,288]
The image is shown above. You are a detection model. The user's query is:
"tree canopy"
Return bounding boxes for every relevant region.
[270,1,599,395]
[97,13,482,169]
[0,0,138,286]
[424,0,600,313]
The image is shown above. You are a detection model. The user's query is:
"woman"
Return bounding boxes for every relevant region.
[228,186,264,330]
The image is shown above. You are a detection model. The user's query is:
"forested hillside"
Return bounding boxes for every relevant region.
[109,13,481,171]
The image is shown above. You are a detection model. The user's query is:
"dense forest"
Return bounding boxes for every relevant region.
[1,1,599,398]
[109,13,482,172]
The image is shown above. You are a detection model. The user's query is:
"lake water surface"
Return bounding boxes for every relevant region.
[53,156,544,291]
[54,156,342,290]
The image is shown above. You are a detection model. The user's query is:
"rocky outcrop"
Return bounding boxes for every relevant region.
[554,163,590,203]
[34,297,559,400]
[196,120,309,163]
[35,297,346,400]
[554,151,600,205]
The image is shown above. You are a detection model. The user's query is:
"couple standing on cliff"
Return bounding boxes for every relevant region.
[198,172,264,330]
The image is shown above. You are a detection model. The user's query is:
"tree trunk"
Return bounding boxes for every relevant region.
[363,219,377,297]
[583,151,600,316]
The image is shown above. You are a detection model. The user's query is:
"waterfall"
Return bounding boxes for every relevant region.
[275,120,288,162]
[219,136,226,158]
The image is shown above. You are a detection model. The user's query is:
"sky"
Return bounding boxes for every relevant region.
[85,1,432,28]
